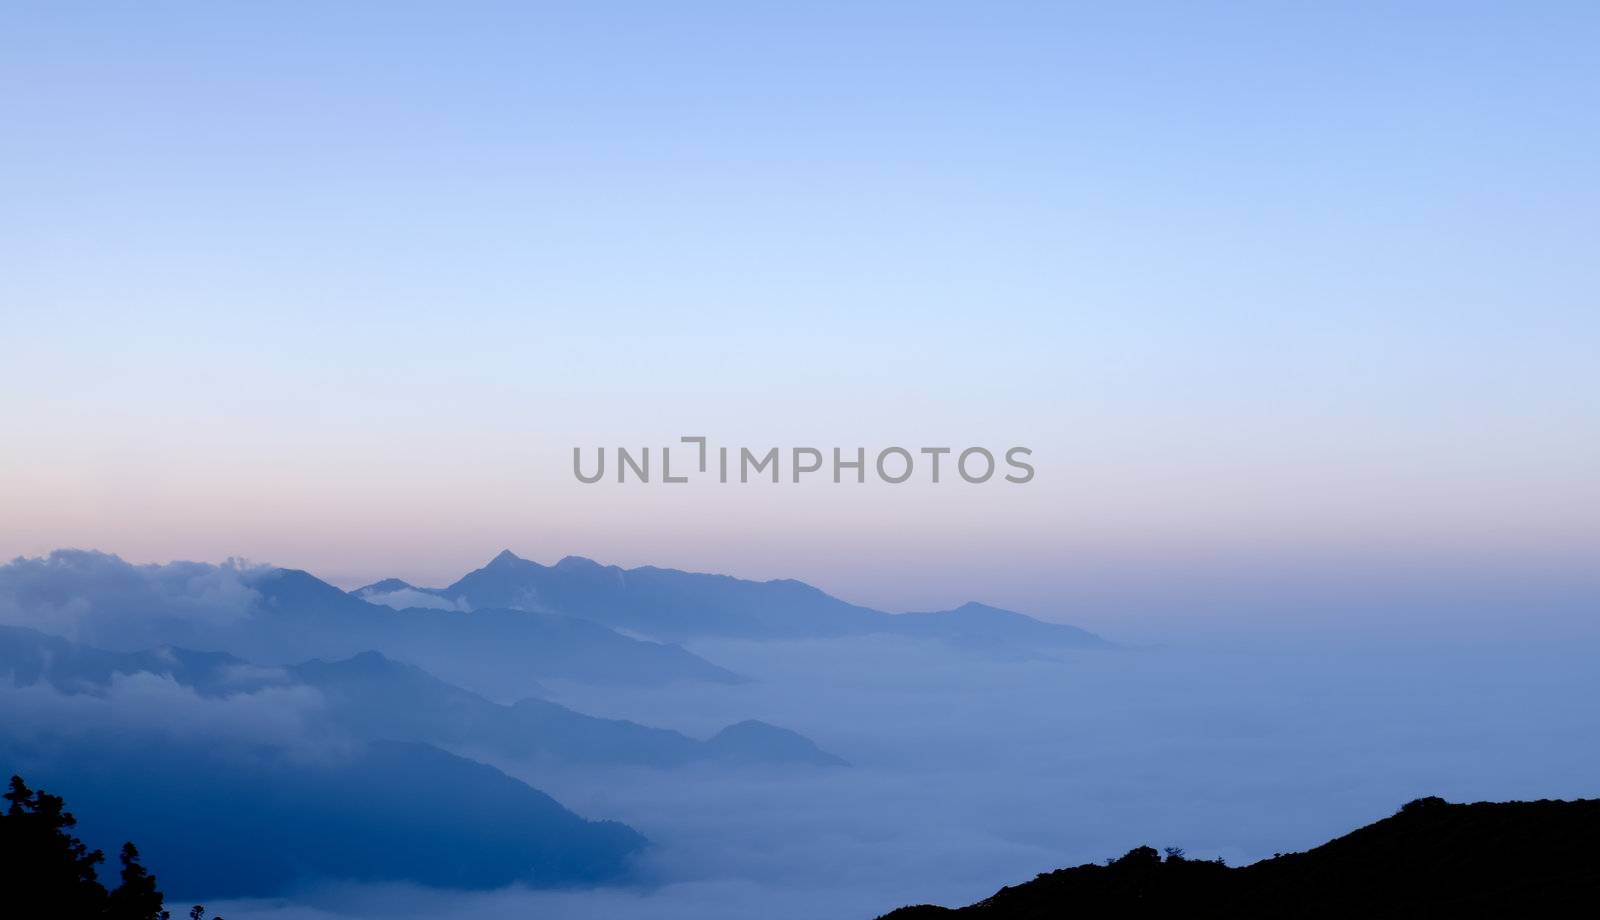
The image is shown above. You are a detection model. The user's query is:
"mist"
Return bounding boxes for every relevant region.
[205,631,1600,919]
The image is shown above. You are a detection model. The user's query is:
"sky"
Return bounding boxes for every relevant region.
[2,2,1597,636]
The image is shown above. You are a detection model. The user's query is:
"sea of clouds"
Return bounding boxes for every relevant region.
[207,632,1600,919]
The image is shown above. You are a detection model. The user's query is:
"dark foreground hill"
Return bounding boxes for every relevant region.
[879,796,1600,919]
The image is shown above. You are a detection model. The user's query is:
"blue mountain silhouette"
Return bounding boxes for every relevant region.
[392,549,1109,646]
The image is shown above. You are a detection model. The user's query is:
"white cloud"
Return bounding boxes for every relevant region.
[356,587,469,612]
[1,670,324,750]
[0,549,266,646]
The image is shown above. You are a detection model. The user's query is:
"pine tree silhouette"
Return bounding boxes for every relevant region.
[0,774,220,920]
[106,843,167,920]
[2,774,109,916]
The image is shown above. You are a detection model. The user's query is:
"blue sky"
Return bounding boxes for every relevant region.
[3,2,1596,633]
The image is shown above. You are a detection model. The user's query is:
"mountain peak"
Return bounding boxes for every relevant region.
[354,578,416,595]
[487,549,524,568]
[555,555,603,570]
[705,720,848,766]
[251,567,364,608]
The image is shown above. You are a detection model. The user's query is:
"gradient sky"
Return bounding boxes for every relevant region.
[3,2,1597,636]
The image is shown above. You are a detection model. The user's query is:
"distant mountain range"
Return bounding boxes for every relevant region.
[0,547,1102,898]
[362,549,1110,646]
[0,549,1105,698]
[0,629,647,896]
[242,566,742,696]
[0,623,846,895]
[0,624,845,770]
[294,646,846,767]
[878,796,1600,918]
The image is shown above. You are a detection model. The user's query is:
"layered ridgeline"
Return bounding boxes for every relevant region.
[0,550,739,698]
[359,549,1109,646]
[8,734,645,897]
[0,549,1105,701]
[0,624,844,896]
[879,797,1600,918]
[247,567,743,696]
[0,625,845,769]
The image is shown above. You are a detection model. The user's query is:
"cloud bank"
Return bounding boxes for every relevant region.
[0,669,327,762]
[0,549,266,648]
[356,587,468,612]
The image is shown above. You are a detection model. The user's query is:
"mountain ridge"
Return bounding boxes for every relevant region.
[236,564,746,694]
[375,549,1111,646]
[0,624,842,770]
[878,796,1600,918]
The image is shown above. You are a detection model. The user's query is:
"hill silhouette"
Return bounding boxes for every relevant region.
[293,647,845,767]
[4,733,646,896]
[0,631,649,896]
[423,549,1108,646]
[245,567,744,694]
[878,796,1600,918]
[0,551,742,696]
[0,625,843,770]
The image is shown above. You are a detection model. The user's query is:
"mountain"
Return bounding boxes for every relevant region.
[241,567,744,695]
[292,648,845,767]
[440,551,882,639]
[0,625,842,769]
[353,577,419,595]
[0,550,1102,682]
[891,602,1106,649]
[703,719,848,766]
[2,733,646,897]
[434,550,1109,646]
[878,796,1600,918]
[0,625,254,696]
[352,577,464,611]
[0,635,647,897]
[0,552,741,693]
